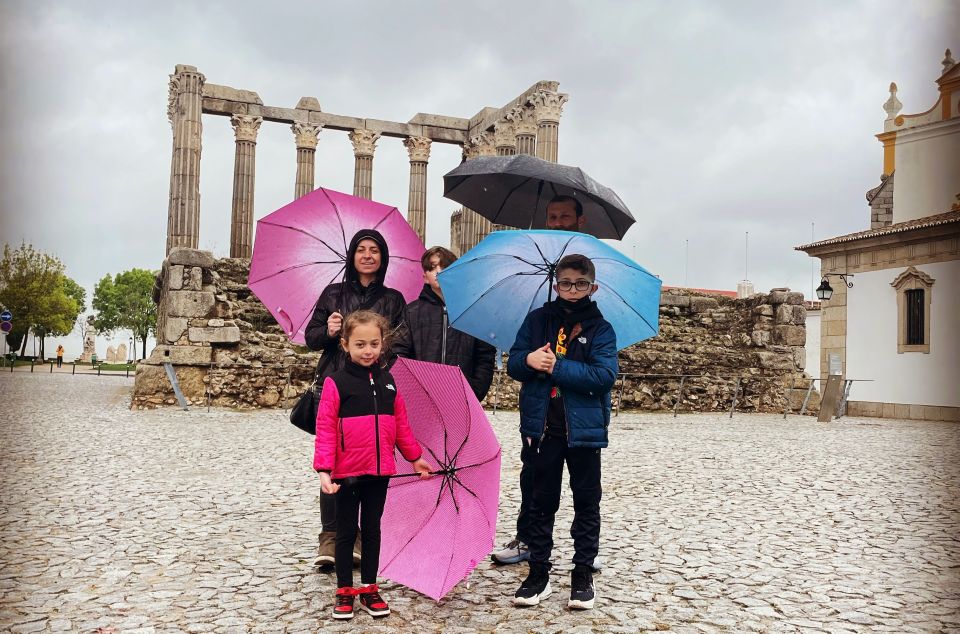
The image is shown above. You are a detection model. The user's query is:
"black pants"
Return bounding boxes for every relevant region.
[334,476,389,588]
[56,357,62,368]
[527,435,602,568]
[515,435,538,544]
[320,492,337,532]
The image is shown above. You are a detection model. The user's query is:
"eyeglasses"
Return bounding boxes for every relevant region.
[556,280,593,291]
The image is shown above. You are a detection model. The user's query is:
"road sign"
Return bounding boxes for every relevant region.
[0,310,11,322]
[0,321,11,333]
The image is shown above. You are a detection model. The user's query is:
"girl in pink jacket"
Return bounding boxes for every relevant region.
[314,310,432,620]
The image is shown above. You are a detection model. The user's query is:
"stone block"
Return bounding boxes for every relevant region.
[144,344,212,366]
[785,292,804,305]
[894,403,910,419]
[188,326,241,344]
[184,267,202,291]
[753,351,795,370]
[768,289,789,304]
[909,404,925,420]
[792,347,806,370]
[167,264,184,290]
[776,304,806,325]
[167,291,216,318]
[689,297,719,313]
[773,325,806,346]
[751,330,770,347]
[163,317,189,343]
[167,247,215,269]
[753,304,774,317]
[208,319,225,327]
[659,294,690,308]
[881,402,896,418]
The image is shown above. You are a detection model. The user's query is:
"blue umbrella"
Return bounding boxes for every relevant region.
[438,230,662,350]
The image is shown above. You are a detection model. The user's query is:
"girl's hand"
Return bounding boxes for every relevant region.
[411,458,433,479]
[319,472,340,494]
[327,311,343,337]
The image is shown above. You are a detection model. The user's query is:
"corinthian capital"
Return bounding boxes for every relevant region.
[493,119,517,149]
[507,105,538,136]
[403,136,432,162]
[531,91,569,124]
[166,75,181,126]
[463,132,496,160]
[349,129,381,156]
[292,122,323,149]
[231,115,263,142]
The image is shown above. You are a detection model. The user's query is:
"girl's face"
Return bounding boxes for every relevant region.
[341,321,383,367]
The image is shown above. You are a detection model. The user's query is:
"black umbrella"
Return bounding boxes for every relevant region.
[443,154,636,239]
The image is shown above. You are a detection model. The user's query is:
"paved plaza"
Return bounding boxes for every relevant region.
[1,372,958,633]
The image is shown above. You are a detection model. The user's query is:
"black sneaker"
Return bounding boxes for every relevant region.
[568,564,595,609]
[513,562,552,606]
[357,584,390,617]
[332,587,355,620]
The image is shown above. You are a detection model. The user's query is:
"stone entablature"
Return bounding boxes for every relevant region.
[136,250,815,415]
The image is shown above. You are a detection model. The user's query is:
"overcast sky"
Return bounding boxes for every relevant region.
[1,0,957,355]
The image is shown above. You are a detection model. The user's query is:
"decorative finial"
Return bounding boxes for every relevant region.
[943,49,956,75]
[883,82,902,120]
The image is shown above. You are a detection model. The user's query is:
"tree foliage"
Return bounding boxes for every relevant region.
[0,242,84,357]
[93,268,157,359]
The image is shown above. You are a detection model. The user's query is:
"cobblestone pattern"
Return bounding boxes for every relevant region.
[1,373,958,633]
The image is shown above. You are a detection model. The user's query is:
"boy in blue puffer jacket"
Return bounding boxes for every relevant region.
[507,253,618,611]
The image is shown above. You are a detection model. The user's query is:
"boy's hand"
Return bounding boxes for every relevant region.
[526,343,556,373]
[327,311,343,337]
[411,458,433,479]
[319,472,340,494]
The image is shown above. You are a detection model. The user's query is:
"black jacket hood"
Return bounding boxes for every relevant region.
[345,229,390,287]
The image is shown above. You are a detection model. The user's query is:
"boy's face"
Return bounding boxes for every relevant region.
[422,254,444,295]
[554,267,598,301]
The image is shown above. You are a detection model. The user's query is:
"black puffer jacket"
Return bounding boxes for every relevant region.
[304,229,407,381]
[394,285,496,400]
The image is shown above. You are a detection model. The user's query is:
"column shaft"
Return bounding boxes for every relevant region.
[516,134,536,156]
[230,140,256,258]
[295,147,315,199]
[166,66,205,254]
[407,162,428,242]
[535,122,559,162]
[353,155,373,200]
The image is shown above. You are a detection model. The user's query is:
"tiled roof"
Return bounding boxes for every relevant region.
[795,210,960,250]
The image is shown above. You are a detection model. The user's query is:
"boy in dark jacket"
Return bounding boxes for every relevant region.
[507,254,618,610]
[394,246,496,401]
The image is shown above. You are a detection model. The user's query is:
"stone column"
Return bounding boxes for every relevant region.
[292,122,322,199]
[532,91,569,163]
[349,129,380,200]
[510,106,538,156]
[166,65,206,254]
[403,136,432,243]
[494,119,517,156]
[459,133,497,252]
[229,115,262,258]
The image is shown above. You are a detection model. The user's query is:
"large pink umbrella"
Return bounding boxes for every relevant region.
[248,187,424,344]
[381,357,501,601]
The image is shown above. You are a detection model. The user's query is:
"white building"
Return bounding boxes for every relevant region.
[797,49,960,422]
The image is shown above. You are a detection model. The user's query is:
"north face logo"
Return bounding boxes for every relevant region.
[578,336,587,344]
[385,384,396,391]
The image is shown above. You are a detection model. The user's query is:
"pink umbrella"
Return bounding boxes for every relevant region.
[248,187,424,344]
[381,357,501,601]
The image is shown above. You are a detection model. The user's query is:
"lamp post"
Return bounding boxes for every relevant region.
[815,273,854,301]
[129,336,134,364]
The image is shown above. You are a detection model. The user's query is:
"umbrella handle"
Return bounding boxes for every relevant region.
[389,468,452,479]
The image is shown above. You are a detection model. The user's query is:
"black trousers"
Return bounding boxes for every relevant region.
[56,357,62,368]
[515,435,538,544]
[527,435,602,568]
[334,476,389,588]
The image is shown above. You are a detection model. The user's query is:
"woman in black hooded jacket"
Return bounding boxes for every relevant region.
[304,228,408,567]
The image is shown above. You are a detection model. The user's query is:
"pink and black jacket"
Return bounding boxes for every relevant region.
[314,360,423,479]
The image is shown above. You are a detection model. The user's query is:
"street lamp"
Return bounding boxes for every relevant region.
[815,273,854,301]
[128,336,134,364]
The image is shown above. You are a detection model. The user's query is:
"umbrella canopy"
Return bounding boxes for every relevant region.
[379,357,501,601]
[443,154,635,239]
[437,230,662,350]
[248,187,424,344]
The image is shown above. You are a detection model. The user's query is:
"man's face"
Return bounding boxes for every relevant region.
[354,238,382,276]
[545,200,585,232]
[554,268,598,301]
[423,254,444,295]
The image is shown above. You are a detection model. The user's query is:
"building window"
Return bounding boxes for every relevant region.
[891,266,934,354]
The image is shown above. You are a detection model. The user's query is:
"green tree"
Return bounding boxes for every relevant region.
[0,243,82,359]
[93,268,157,360]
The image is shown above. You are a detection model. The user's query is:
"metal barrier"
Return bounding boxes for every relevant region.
[781,377,873,419]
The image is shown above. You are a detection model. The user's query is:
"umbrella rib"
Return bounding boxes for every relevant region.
[371,206,397,232]
[257,220,345,259]
[318,188,349,254]
[379,481,451,571]
[247,260,346,285]
[448,271,540,327]
[598,277,659,334]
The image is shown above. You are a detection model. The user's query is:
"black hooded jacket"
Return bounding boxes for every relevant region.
[393,284,496,401]
[304,229,408,381]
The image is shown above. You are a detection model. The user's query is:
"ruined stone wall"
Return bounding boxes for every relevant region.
[135,249,817,414]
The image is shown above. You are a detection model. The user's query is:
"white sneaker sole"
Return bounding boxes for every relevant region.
[512,581,552,606]
[568,596,595,609]
[331,611,354,620]
[359,604,390,617]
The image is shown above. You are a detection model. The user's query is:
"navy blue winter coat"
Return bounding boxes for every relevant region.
[507,302,618,448]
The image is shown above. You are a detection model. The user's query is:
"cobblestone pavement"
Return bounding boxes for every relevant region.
[1,372,958,633]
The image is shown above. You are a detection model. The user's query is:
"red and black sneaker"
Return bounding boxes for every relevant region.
[357,584,390,617]
[332,587,355,620]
